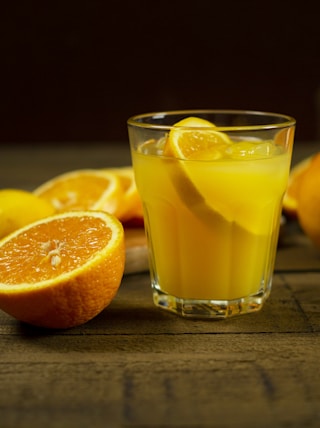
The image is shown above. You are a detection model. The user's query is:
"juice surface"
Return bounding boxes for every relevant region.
[132,139,290,300]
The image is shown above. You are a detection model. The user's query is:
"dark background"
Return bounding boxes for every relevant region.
[1,1,319,143]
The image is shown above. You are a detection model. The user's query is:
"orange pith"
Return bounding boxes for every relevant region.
[0,211,125,329]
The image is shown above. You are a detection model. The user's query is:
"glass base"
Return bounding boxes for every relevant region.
[152,285,271,319]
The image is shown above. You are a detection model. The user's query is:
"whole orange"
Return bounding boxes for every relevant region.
[282,156,313,217]
[296,153,320,248]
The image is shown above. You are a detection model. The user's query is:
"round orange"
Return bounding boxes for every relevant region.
[296,152,320,248]
[34,169,124,218]
[282,156,313,217]
[0,211,125,329]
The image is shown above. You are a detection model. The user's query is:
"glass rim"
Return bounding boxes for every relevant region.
[127,109,296,131]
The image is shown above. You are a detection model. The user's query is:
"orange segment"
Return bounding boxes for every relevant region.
[282,156,313,217]
[164,116,232,159]
[107,166,143,223]
[0,211,125,329]
[34,169,124,217]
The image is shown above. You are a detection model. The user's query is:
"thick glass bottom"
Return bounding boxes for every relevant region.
[152,283,272,319]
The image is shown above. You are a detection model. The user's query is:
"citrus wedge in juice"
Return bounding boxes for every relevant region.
[164,116,231,159]
[163,117,288,234]
[162,117,233,225]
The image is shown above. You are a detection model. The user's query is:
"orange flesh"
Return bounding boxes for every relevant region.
[40,175,112,210]
[118,174,131,192]
[0,217,111,284]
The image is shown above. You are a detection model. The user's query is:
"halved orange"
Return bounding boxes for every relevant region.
[282,155,313,217]
[0,211,125,329]
[34,169,124,218]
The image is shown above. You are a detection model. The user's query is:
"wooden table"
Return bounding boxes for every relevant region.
[1,142,320,428]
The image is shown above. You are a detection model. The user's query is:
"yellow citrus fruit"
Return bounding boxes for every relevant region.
[107,166,143,224]
[164,116,232,160]
[0,189,55,239]
[296,153,320,248]
[282,156,313,217]
[0,210,125,329]
[34,169,124,217]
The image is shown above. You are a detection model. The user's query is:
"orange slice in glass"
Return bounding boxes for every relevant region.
[164,116,231,159]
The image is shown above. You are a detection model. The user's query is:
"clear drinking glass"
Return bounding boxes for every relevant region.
[128,110,295,318]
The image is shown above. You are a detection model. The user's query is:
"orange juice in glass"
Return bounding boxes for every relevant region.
[128,110,295,318]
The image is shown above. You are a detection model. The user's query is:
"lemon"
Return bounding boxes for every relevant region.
[0,189,55,239]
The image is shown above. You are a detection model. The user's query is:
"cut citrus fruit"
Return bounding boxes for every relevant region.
[0,211,125,329]
[296,152,320,248]
[34,169,124,217]
[282,155,313,217]
[0,189,55,239]
[107,166,143,223]
[155,117,235,228]
[159,116,290,234]
[164,116,232,159]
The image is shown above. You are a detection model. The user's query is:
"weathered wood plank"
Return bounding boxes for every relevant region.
[0,334,319,428]
[276,221,320,272]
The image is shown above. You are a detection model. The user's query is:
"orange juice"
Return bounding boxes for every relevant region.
[128,111,295,318]
[133,141,289,298]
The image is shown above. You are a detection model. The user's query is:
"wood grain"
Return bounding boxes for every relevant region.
[1,271,320,427]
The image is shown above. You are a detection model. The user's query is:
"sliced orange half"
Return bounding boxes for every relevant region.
[34,169,124,217]
[0,211,125,329]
